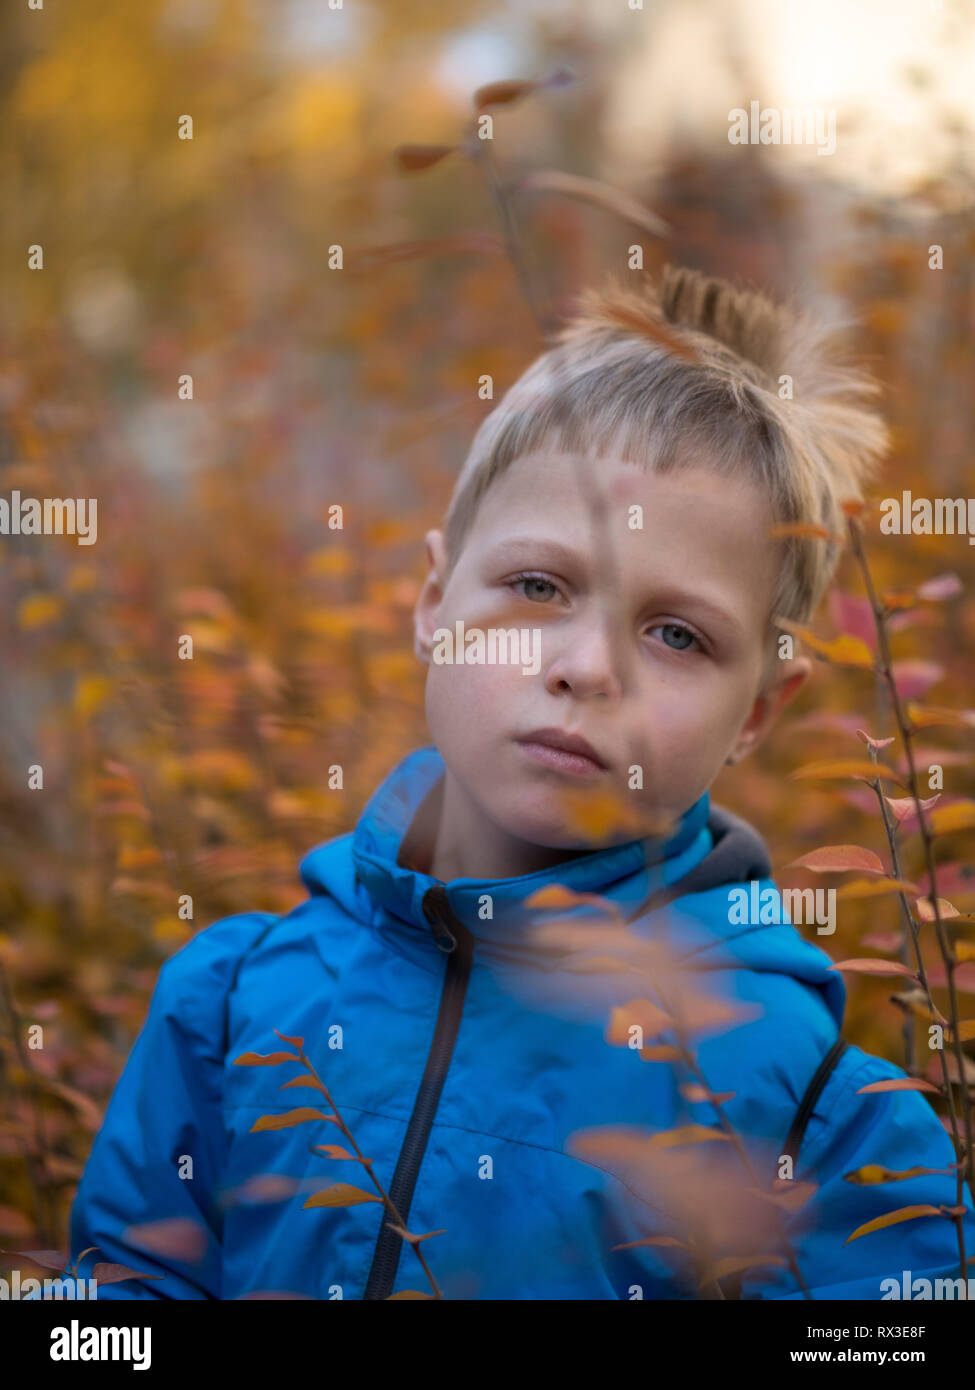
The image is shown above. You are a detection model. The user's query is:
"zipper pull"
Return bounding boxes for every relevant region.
[422,886,457,953]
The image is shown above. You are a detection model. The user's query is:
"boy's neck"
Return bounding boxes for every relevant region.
[400,770,591,883]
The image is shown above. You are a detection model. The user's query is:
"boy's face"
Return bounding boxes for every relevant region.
[413,449,810,872]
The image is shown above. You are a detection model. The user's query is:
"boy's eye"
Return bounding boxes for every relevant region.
[509,573,560,603]
[649,622,702,653]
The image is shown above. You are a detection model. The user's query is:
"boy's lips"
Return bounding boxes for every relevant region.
[515,727,609,775]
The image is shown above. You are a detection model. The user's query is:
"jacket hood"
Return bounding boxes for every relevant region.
[299,745,846,1027]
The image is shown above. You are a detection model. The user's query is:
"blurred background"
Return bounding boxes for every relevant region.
[1,0,974,1254]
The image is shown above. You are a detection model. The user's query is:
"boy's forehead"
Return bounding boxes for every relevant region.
[489,449,771,522]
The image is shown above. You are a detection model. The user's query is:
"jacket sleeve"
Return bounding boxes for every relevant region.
[32,912,276,1301]
[742,1042,975,1300]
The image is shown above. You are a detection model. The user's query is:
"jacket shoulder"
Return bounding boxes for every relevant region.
[797,1039,957,1175]
[149,912,281,1054]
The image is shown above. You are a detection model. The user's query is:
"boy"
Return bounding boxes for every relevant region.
[56,266,973,1299]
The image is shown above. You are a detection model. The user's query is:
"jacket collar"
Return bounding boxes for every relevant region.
[350,746,713,948]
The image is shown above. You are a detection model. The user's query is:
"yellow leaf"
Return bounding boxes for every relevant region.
[844,1165,945,1185]
[775,620,874,667]
[930,802,975,835]
[67,566,97,593]
[152,917,190,943]
[835,878,918,900]
[844,1204,943,1244]
[116,845,161,869]
[17,593,63,629]
[305,547,354,577]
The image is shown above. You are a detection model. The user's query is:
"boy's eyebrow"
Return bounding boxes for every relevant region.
[482,536,747,640]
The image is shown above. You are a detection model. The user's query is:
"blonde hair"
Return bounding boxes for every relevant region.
[443,264,890,680]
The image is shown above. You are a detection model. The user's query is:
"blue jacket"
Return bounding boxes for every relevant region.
[57,746,973,1299]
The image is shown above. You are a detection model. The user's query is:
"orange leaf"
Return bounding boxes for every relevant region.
[638,1045,684,1062]
[647,1125,731,1150]
[746,1181,818,1213]
[273,1030,305,1047]
[392,144,457,172]
[233,1051,298,1067]
[881,588,917,611]
[856,1078,940,1095]
[310,1145,356,1161]
[250,1108,330,1132]
[612,1235,688,1251]
[829,959,917,978]
[384,1224,446,1246]
[472,78,538,107]
[303,1184,381,1208]
[788,845,886,874]
[607,999,671,1045]
[768,523,836,541]
[844,1205,943,1244]
[386,1290,435,1299]
[279,1075,329,1094]
[907,703,975,730]
[915,896,960,922]
[680,1084,735,1105]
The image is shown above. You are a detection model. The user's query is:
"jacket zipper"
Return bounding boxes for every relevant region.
[362,884,474,1299]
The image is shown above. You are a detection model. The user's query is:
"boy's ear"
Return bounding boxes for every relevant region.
[413,529,449,664]
[725,656,812,765]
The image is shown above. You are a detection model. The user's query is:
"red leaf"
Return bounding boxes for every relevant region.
[917,573,963,601]
[828,590,878,653]
[123,1218,207,1262]
[1,1248,68,1274]
[91,1262,165,1285]
[890,660,945,701]
[856,728,895,751]
[788,845,886,874]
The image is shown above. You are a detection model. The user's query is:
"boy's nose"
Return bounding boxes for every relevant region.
[541,616,626,701]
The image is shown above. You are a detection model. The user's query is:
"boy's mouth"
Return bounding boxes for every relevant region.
[515,727,609,777]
